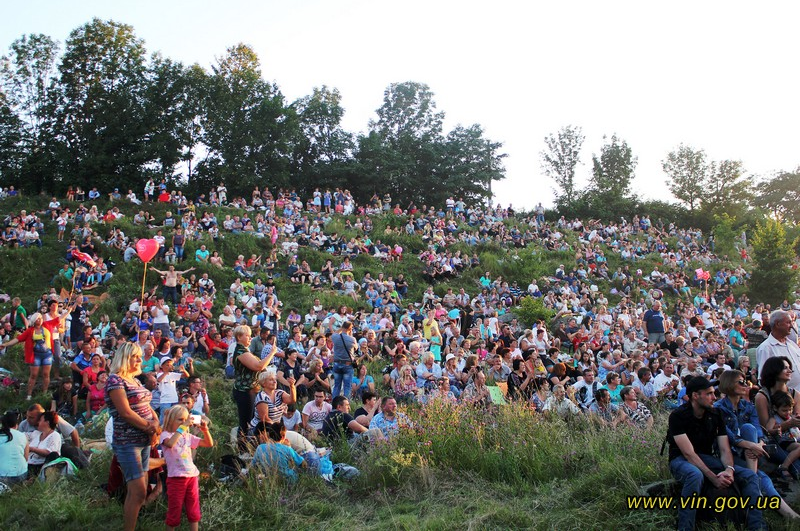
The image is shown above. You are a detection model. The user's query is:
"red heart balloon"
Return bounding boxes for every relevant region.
[135,238,159,263]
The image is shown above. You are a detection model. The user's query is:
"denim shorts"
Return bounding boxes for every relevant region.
[31,349,53,367]
[113,443,151,482]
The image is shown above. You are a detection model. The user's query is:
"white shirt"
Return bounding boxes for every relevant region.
[706,363,731,376]
[757,334,800,392]
[653,372,681,392]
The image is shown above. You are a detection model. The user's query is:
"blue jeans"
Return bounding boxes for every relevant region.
[669,454,765,531]
[331,362,354,399]
[734,423,780,499]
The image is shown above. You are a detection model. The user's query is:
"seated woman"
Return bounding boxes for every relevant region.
[0,411,29,486]
[619,386,653,429]
[26,411,62,477]
[85,371,109,422]
[394,365,418,404]
[249,371,296,435]
[351,364,375,399]
[507,359,534,401]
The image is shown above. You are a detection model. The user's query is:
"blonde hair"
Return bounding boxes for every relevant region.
[258,369,278,386]
[234,324,252,341]
[162,404,189,431]
[110,342,142,379]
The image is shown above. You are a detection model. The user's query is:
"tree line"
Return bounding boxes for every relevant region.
[541,125,800,230]
[0,19,506,206]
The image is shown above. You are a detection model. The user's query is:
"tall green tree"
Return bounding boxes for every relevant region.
[290,85,354,193]
[749,219,797,306]
[0,33,60,190]
[440,123,506,207]
[702,159,752,217]
[0,91,22,181]
[662,144,708,212]
[370,81,443,143]
[197,43,293,195]
[755,170,800,223]
[540,125,584,211]
[359,81,446,205]
[140,54,196,182]
[52,18,149,192]
[587,134,637,218]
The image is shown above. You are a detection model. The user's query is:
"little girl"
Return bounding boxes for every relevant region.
[160,405,214,531]
[771,390,800,480]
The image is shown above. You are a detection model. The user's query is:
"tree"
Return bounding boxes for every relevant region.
[540,125,584,211]
[586,134,637,218]
[0,33,60,190]
[52,18,149,192]
[140,54,196,182]
[755,170,800,223]
[662,144,708,212]
[198,43,294,195]
[358,81,446,205]
[370,81,443,143]
[749,219,797,306]
[0,91,22,182]
[712,213,737,260]
[702,159,752,217]
[290,85,354,193]
[440,123,506,206]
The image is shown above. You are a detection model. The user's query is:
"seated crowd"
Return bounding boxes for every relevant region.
[2,183,800,529]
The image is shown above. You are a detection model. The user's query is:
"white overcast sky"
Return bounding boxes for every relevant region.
[3,1,799,210]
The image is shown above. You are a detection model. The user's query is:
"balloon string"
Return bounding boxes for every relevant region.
[138,262,148,324]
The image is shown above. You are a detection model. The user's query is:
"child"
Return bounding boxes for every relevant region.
[251,421,306,483]
[157,357,189,420]
[281,403,302,432]
[771,390,800,480]
[160,405,214,531]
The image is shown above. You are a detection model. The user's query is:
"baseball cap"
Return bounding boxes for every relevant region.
[445,354,456,362]
[685,376,713,397]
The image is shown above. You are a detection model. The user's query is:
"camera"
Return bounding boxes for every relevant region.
[190,414,202,425]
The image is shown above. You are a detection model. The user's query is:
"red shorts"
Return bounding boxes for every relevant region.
[165,475,201,526]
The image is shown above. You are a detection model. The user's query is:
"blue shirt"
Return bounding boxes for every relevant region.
[642,309,665,334]
[252,442,304,482]
[0,429,28,477]
[714,396,764,447]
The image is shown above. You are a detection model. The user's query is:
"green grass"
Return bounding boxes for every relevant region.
[0,195,794,530]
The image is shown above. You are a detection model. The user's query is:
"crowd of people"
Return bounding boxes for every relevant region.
[2,181,800,528]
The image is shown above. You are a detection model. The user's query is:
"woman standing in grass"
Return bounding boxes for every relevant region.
[1,312,53,401]
[105,342,160,531]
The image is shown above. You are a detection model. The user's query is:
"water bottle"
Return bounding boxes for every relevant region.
[790,427,800,442]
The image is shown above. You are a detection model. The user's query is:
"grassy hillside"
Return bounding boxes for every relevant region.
[0,195,793,530]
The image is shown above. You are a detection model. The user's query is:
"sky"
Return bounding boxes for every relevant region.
[3,1,800,210]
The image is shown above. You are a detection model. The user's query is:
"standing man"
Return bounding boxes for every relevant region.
[643,301,666,345]
[151,265,195,305]
[757,310,800,392]
[331,321,356,399]
[667,377,765,531]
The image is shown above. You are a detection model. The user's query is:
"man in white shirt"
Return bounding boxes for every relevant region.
[706,353,732,377]
[757,310,800,392]
[653,361,681,395]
